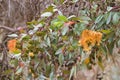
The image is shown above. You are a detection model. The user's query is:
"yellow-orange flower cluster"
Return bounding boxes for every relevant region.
[29,52,34,57]
[7,39,17,53]
[78,30,102,52]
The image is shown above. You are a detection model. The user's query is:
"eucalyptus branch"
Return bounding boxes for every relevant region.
[0,26,16,32]
[110,6,120,11]
[0,25,27,32]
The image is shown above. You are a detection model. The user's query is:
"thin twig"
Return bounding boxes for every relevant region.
[110,6,120,11]
[0,26,16,32]
[0,25,27,32]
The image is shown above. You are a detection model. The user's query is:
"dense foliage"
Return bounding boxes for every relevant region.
[0,0,120,80]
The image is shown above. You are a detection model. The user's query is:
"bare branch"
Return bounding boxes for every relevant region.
[0,26,16,32]
[0,25,27,32]
[110,6,120,11]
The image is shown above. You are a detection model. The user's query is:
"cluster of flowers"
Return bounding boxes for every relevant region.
[7,39,17,53]
[78,30,102,52]
[7,39,34,57]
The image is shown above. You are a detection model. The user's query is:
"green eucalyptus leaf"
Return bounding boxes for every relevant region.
[46,37,51,47]
[49,72,54,80]
[13,49,21,54]
[8,34,18,38]
[107,41,115,54]
[98,60,104,70]
[55,48,62,55]
[44,6,54,12]
[39,74,47,80]
[69,66,76,80]
[68,15,82,21]
[68,15,76,20]
[101,29,112,34]
[96,19,105,29]
[53,21,63,27]
[62,26,69,36]
[112,13,120,24]
[73,0,79,2]
[45,49,51,59]
[41,12,53,17]
[106,12,112,24]
[100,44,107,55]
[79,16,91,21]
[95,15,104,24]
[51,21,64,30]
[58,53,64,66]
[107,6,113,11]
[57,15,68,22]
[12,53,21,59]
[22,35,31,41]
[73,23,86,35]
